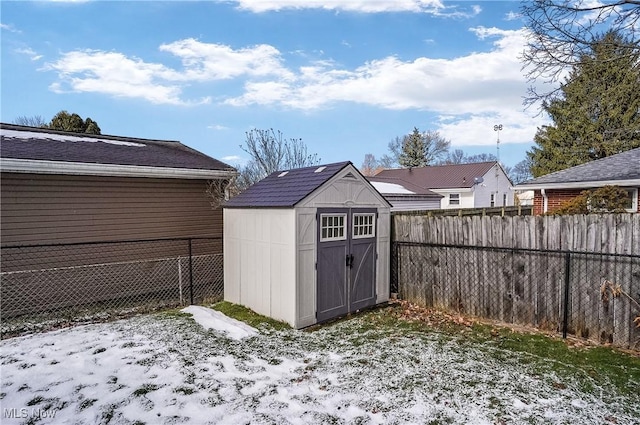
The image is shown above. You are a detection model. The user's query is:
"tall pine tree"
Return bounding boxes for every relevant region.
[528,31,640,177]
[399,127,427,167]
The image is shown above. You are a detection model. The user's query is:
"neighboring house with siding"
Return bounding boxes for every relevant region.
[514,147,640,215]
[0,123,237,245]
[373,162,514,210]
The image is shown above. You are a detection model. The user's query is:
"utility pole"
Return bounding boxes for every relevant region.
[493,124,502,206]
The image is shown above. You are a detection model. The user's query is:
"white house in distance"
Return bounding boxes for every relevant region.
[373,162,514,210]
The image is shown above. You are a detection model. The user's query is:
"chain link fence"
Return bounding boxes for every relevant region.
[1,237,223,337]
[391,242,640,350]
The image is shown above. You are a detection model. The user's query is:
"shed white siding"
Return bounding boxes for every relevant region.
[223,208,297,326]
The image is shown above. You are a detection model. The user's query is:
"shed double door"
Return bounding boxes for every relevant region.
[316,208,377,323]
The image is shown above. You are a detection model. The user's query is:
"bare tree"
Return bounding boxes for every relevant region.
[236,128,320,191]
[13,115,47,127]
[521,0,640,109]
[360,153,384,176]
[509,158,533,184]
[439,149,466,165]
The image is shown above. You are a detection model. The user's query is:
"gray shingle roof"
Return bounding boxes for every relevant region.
[224,162,353,208]
[517,147,640,188]
[0,123,235,171]
[374,162,498,189]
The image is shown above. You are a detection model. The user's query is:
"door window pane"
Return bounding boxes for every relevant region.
[320,214,346,241]
[353,213,375,239]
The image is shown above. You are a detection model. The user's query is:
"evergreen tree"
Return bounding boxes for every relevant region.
[399,127,427,167]
[398,127,450,168]
[528,31,640,177]
[48,110,102,134]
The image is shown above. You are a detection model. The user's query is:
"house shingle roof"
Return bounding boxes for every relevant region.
[517,147,640,188]
[224,162,353,208]
[374,162,498,190]
[0,123,235,172]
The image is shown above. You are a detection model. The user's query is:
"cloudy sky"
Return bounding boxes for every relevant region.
[1,0,550,169]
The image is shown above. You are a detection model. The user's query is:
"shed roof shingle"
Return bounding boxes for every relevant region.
[224,162,353,208]
[517,147,640,187]
[0,123,234,172]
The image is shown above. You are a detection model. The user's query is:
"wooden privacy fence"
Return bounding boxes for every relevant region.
[392,214,640,350]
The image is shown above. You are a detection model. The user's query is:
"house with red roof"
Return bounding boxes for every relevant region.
[371,162,514,210]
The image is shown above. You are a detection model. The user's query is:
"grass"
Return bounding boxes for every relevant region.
[217,299,640,401]
[210,301,291,331]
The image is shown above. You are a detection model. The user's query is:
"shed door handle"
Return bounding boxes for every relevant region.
[346,254,354,268]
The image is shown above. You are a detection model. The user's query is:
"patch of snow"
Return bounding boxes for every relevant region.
[180,305,257,340]
[2,129,146,147]
[370,181,415,194]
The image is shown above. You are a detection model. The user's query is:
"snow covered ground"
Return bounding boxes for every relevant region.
[1,306,638,425]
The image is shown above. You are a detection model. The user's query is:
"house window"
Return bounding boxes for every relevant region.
[490,193,495,207]
[503,193,507,206]
[449,194,460,205]
[624,188,638,212]
[353,214,376,239]
[320,214,346,241]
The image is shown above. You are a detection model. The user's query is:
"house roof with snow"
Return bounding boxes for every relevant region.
[225,161,390,208]
[367,176,442,197]
[374,162,501,190]
[0,123,236,179]
[515,147,640,190]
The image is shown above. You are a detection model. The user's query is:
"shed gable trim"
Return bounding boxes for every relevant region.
[296,163,392,209]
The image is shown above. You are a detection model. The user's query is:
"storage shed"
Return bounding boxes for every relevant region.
[224,161,391,328]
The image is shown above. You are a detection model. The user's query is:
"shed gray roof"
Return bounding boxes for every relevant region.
[225,161,372,208]
[0,123,235,175]
[516,147,640,189]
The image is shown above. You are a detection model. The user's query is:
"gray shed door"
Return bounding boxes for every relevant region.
[316,208,377,322]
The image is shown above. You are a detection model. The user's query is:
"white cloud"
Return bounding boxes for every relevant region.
[44,50,203,105]
[15,47,43,61]
[159,39,293,81]
[1,23,21,33]
[221,155,247,166]
[208,124,229,130]
[44,41,288,105]
[226,0,445,13]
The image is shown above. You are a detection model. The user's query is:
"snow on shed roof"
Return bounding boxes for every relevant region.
[225,161,357,208]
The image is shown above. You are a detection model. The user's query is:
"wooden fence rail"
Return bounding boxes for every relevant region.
[392,214,640,350]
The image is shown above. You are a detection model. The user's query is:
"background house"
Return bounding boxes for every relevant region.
[367,176,443,212]
[515,147,640,215]
[224,161,391,329]
[373,162,514,210]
